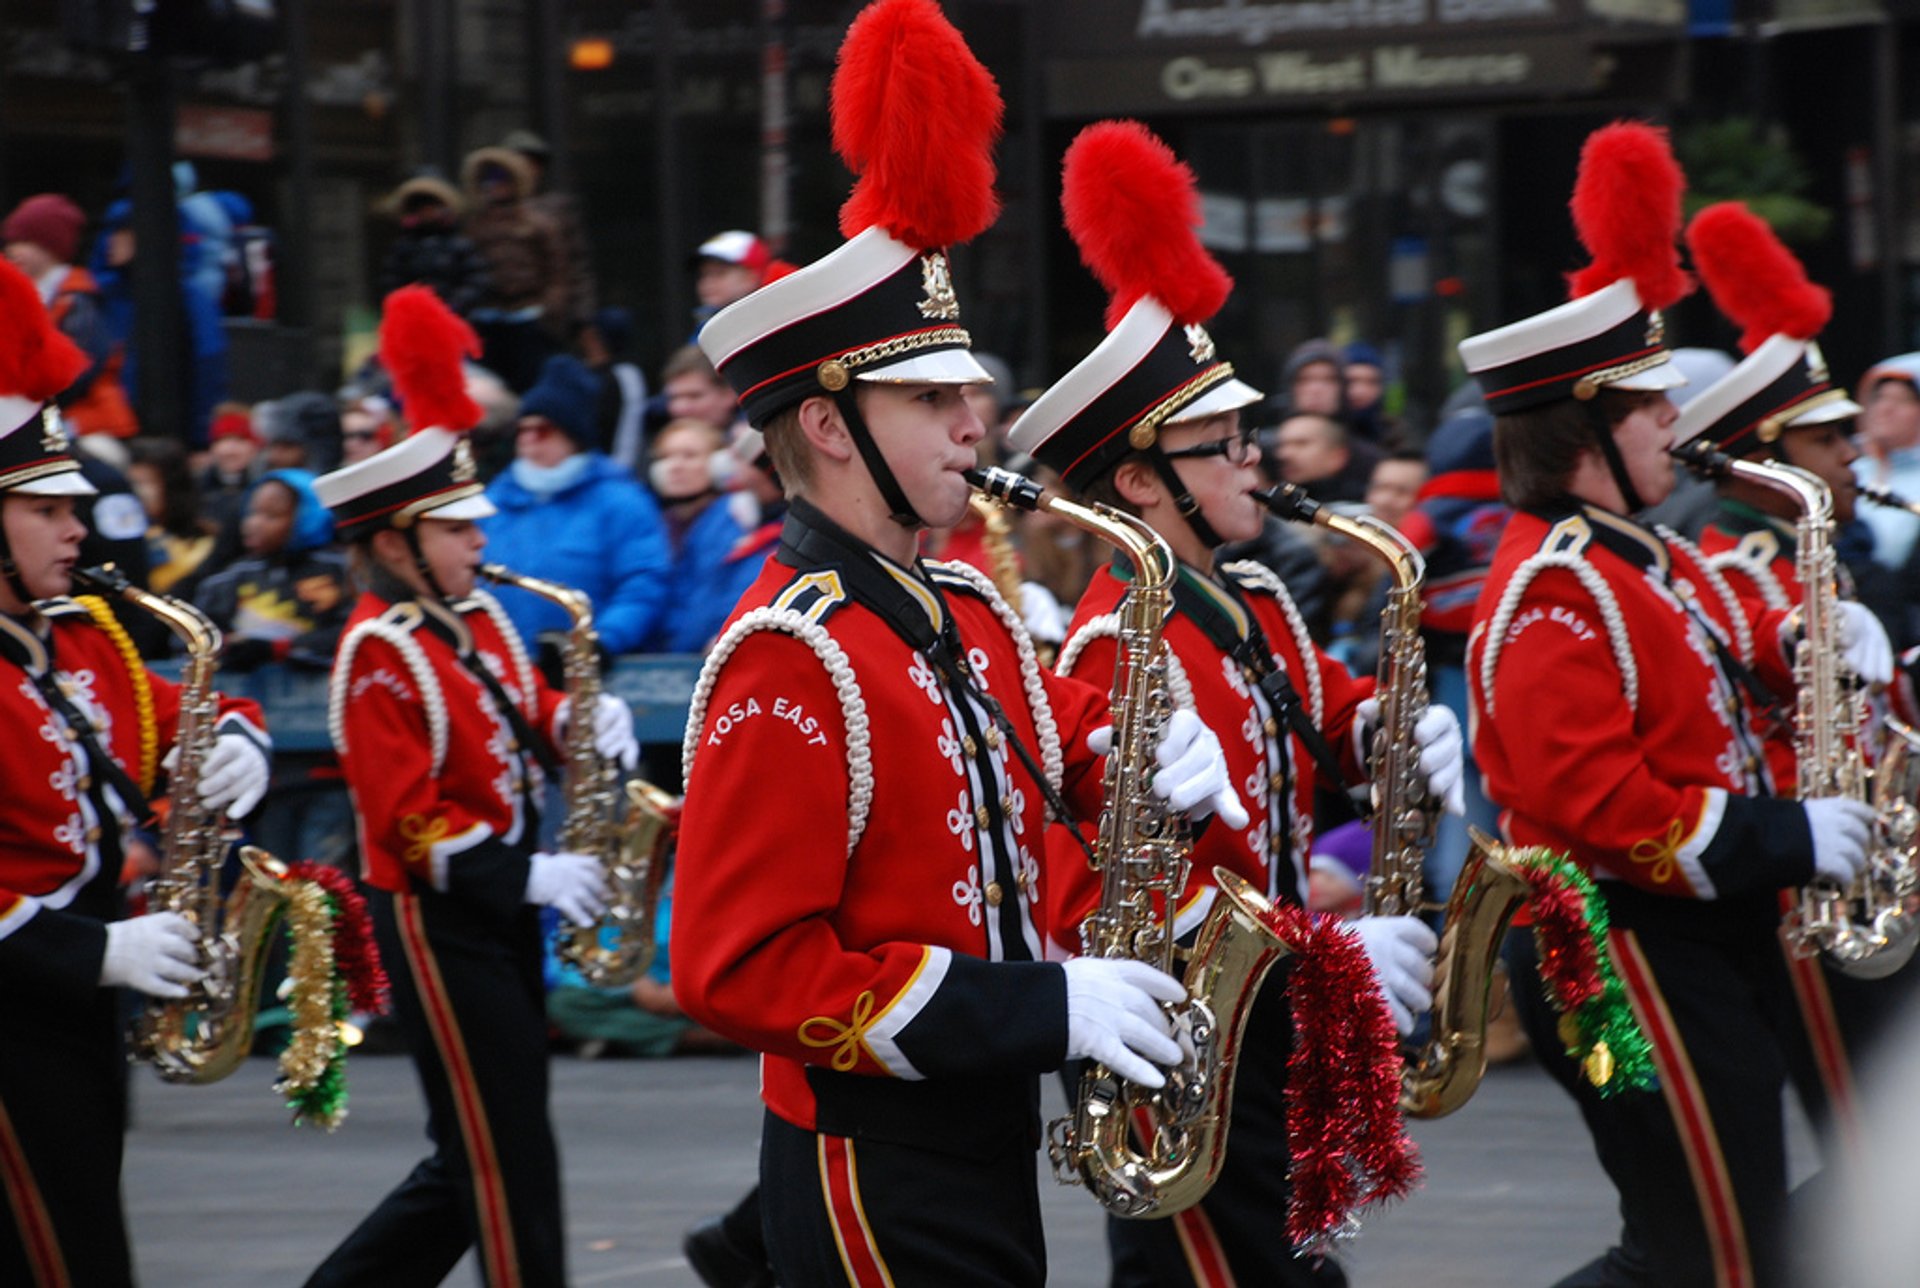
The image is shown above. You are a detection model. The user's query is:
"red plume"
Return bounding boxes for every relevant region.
[0,257,87,403]
[832,0,1003,248]
[1686,202,1830,353]
[379,286,481,433]
[1567,121,1691,310]
[1063,120,1233,331]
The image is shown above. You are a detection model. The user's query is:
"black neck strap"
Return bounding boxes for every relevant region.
[400,525,451,603]
[409,597,563,780]
[831,389,922,529]
[0,621,154,827]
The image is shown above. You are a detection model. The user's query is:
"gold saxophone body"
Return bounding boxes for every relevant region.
[1259,485,1529,1118]
[1675,444,1920,978]
[479,564,670,987]
[74,564,291,1085]
[970,467,1297,1219]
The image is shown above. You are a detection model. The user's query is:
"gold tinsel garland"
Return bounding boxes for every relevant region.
[276,878,345,1127]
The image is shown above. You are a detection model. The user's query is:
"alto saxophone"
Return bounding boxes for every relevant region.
[970,467,1298,1219]
[1674,444,1920,978]
[1258,486,1529,1118]
[479,564,671,987]
[74,564,292,1084]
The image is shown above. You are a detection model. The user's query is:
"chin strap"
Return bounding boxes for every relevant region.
[831,389,923,529]
[1582,398,1645,515]
[400,525,452,603]
[1146,446,1224,550]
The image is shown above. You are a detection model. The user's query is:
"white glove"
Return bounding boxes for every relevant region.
[170,733,270,819]
[1354,698,1467,818]
[1837,602,1894,686]
[1350,915,1439,1037]
[1063,957,1187,1089]
[1090,709,1249,830]
[558,693,639,772]
[525,850,609,927]
[100,912,203,998]
[1805,796,1876,886]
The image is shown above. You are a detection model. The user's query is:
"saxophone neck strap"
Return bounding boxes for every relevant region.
[24,633,153,828]
[413,600,563,778]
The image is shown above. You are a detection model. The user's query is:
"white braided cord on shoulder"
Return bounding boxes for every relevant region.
[681,607,873,856]
[1480,552,1638,716]
[1705,549,1790,615]
[469,589,540,718]
[331,614,449,776]
[928,559,1063,794]
[1659,526,1757,664]
[1220,559,1323,726]
[1055,613,1195,712]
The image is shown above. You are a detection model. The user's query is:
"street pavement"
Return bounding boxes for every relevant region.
[119,1049,1671,1286]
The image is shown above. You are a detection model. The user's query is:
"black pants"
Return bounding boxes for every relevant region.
[1507,891,1829,1288]
[0,990,132,1287]
[760,1108,1047,1287]
[1105,974,1348,1288]
[305,890,563,1288]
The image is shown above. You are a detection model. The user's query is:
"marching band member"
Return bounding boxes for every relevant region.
[305,287,633,1288]
[1012,119,1452,1288]
[0,258,269,1286]
[1463,123,1880,1288]
[673,4,1242,1283]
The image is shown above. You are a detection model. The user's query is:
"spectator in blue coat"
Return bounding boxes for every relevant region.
[482,354,669,656]
[645,419,748,653]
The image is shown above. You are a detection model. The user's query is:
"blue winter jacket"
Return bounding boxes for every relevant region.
[651,498,749,653]
[481,453,670,654]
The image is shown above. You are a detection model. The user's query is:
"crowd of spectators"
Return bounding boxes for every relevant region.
[20,151,1920,1084]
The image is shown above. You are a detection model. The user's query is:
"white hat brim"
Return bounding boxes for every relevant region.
[858,349,993,386]
[1788,396,1864,427]
[1168,377,1265,425]
[13,470,98,497]
[1608,359,1688,393]
[420,492,497,522]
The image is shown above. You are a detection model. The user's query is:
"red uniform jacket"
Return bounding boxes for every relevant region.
[1468,505,1808,901]
[673,501,1112,1142]
[1051,560,1371,951]
[329,590,564,922]
[0,601,266,1008]
[1699,506,1805,789]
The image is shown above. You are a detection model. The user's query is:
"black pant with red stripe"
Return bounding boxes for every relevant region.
[304,890,563,1288]
[1105,974,1348,1288]
[0,988,132,1288]
[760,1086,1049,1288]
[1508,887,1829,1288]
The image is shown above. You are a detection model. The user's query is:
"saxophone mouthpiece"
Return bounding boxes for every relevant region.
[478,563,508,583]
[966,465,1048,513]
[1254,484,1321,524]
[1670,439,1733,478]
[73,563,132,594]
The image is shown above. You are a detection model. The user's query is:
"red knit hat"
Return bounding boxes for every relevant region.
[2,195,86,265]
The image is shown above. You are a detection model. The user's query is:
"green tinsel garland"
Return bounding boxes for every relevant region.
[1508,848,1659,1098]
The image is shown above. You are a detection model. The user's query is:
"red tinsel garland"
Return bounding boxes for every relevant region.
[1519,867,1603,1013]
[1257,901,1421,1249]
[289,861,390,1015]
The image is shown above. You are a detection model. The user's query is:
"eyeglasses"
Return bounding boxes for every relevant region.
[1158,425,1261,464]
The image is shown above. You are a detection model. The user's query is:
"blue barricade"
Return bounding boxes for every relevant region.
[149,654,706,751]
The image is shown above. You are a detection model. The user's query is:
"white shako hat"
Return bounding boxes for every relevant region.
[0,255,96,498]
[1010,120,1261,493]
[1458,121,1692,416]
[1671,202,1862,453]
[314,285,496,542]
[697,0,1001,430]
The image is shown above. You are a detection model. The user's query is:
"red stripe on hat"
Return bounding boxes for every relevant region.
[0,1092,70,1288]
[728,326,964,403]
[1060,363,1234,480]
[398,894,521,1286]
[1481,343,1664,403]
[1612,929,1752,1288]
